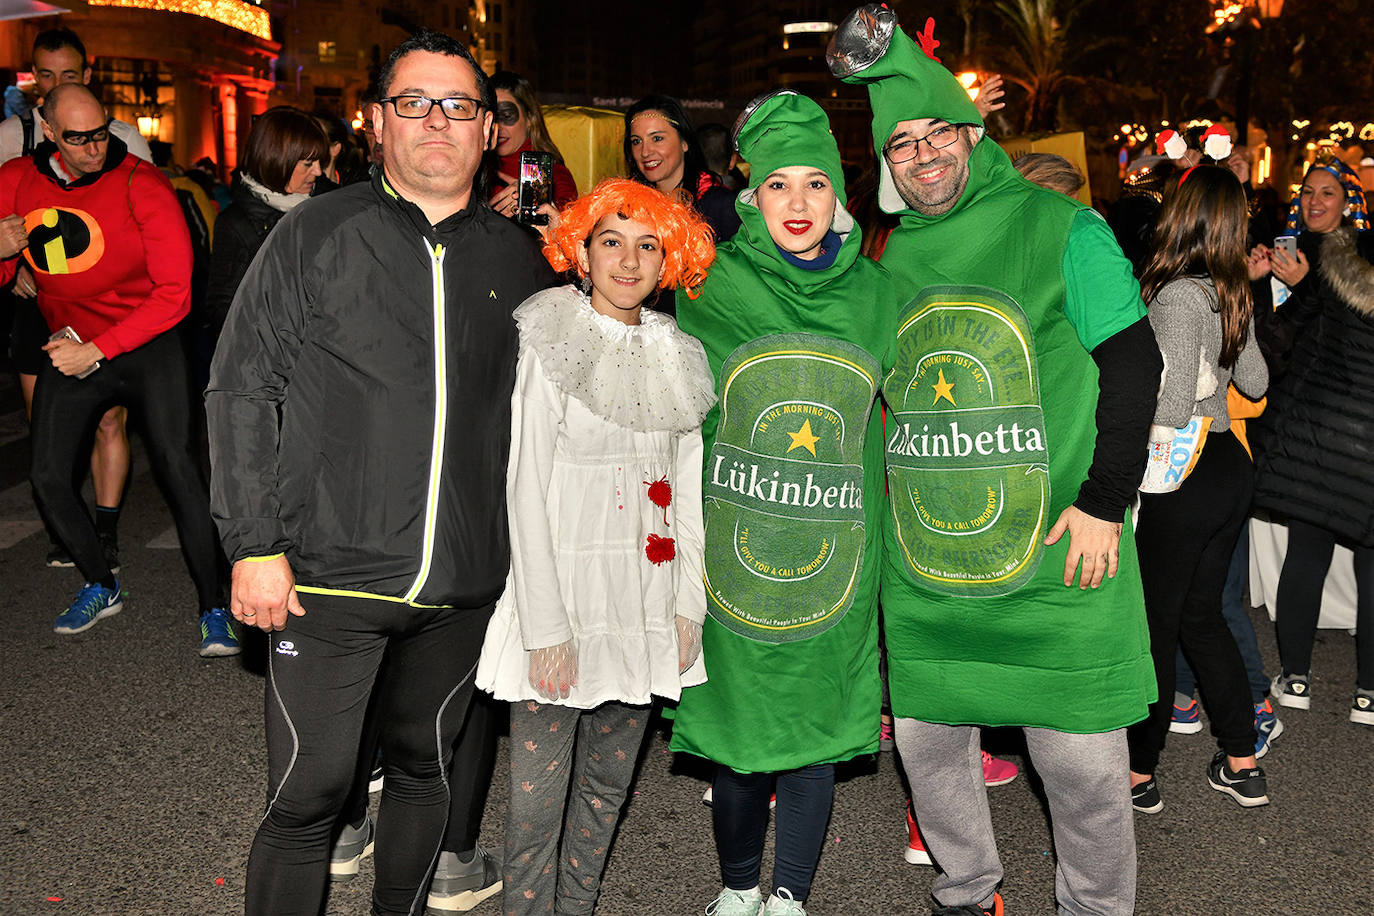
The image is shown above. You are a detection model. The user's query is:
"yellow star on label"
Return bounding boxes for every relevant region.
[786,419,820,456]
[931,368,956,406]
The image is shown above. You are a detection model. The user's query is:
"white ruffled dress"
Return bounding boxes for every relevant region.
[476,285,716,708]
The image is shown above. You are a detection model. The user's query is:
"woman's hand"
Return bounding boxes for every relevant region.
[1271,246,1310,287]
[1246,244,1272,282]
[675,615,702,674]
[490,171,519,218]
[532,203,561,242]
[528,639,578,701]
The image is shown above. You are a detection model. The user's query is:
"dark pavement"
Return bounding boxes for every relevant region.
[1,369,1368,916]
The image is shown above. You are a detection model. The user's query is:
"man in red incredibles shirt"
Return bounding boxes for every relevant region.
[0,83,230,651]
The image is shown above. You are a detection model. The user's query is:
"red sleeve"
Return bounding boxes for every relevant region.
[552,162,578,207]
[0,160,23,288]
[90,162,191,359]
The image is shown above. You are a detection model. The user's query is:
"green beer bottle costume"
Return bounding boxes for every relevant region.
[834,7,1155,736]
[670,93,896,775]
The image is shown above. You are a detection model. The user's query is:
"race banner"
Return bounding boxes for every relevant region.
[703,333,880,643]
[885,286,1051,597]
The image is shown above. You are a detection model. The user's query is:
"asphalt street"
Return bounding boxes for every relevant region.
[0,369,1368,915]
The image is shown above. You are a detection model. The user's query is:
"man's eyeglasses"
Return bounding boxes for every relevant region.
[382,95,484,121]
[495,102,521,127]
[60,121,112,147]
[882,124,963,164]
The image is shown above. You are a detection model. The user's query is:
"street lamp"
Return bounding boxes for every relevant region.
[1208,0,1284,147]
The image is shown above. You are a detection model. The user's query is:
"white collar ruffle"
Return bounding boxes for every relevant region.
[514,285,716,433]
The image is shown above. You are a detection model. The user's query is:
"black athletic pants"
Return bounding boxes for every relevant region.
[246,591,492,916]
[1130,430,1258,773]
[338,663,501,857]
[1275,519,1374,691]
[29,331,224,610]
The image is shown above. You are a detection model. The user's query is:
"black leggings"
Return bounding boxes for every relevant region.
[1130,430,1257,773]
[1275,519,1374,690]
[28,331,224,610]
[713,762,834,902]
[245,592,492,916]
[338,672,501,857]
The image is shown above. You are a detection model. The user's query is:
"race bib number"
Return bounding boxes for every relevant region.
[703,333,880,643]
[885,286,1051,597]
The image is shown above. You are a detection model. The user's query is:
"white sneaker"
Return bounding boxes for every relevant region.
[706,886,763,916]
[762,888,806,915]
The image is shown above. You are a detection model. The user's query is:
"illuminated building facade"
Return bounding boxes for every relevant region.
[0,0,277,175]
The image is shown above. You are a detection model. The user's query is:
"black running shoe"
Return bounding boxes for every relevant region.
[1131,776,1163,814]
[1207,751,1269,807]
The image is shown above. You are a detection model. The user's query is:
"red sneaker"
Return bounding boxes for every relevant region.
[982,751,1019,787]
[905,805,933,865]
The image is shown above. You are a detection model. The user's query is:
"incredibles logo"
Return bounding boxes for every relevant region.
[22,206,105,275]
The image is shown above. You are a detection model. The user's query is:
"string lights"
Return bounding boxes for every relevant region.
[87,0,272,42]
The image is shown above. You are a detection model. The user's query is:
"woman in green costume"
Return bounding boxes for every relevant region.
[670,90,897,916]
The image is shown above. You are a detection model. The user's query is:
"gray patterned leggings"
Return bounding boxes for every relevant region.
[503,699,650,916]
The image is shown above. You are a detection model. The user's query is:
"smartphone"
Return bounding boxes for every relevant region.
[49,325,100,378]
[517,151,554,227]
[1274,235,1298,258]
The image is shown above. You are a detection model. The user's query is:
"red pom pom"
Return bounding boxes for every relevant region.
[644,476,672,525]
[645,533,676,565]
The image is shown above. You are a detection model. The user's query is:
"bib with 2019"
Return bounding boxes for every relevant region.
[885,286,1051,597]
[703,333,880,643]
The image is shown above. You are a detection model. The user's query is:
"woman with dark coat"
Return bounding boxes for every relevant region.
[1251,157,1374,727]
[204,107,329,339]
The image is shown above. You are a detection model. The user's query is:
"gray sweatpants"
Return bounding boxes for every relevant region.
[503,699,649,916]
[895,719,1136,916]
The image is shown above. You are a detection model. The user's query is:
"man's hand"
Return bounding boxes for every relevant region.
[230,555,306,632]
[42,337,104,376]
[1044,504,1122,589]
[0,214,27,259]
[975,74,1006,118]
[13,262,36,298]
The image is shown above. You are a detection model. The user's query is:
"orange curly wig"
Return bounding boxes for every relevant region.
[544,178,717,298]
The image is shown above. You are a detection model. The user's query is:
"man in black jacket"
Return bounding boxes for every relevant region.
[206,30,554,916]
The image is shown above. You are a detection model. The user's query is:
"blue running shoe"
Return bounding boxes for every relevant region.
[1254,699,1283,758]
[1169,697,1203,735]
[199,607,241,657]
[54,581,123,634]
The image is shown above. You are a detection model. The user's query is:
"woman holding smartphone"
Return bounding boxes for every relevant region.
[488,71,577,218]
[1252,157,1374,726]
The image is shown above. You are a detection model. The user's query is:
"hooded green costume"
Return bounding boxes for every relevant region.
[670,91,897,772]
[832,6,1154,733]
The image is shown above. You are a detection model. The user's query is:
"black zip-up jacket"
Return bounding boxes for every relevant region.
[206,170,556,608]
[204,179,286,335]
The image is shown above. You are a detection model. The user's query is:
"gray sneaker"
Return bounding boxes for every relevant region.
[329,813,375,882]
[425,846,502,913]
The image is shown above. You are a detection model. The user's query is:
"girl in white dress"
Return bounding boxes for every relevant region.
[476,178,717,916]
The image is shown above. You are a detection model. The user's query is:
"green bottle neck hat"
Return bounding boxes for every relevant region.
[728,88,859,285]
[826,4,984,214]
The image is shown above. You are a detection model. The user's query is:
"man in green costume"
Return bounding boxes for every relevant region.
[670,89,897,914]
[829,6,1162,915]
